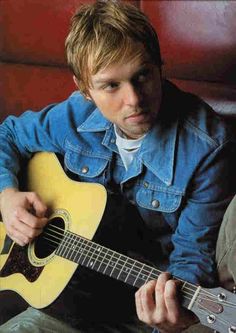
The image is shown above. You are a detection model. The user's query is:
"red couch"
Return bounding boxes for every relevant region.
[1,0,236,122]
[0,0,236,325]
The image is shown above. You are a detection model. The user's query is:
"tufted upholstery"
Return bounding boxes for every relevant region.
[0,0,235,325]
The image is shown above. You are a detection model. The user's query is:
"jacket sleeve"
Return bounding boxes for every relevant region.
[0,92,94,192]
[167,140,236,287]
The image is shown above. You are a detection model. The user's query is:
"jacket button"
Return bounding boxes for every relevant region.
[144,181,149,188]
[151,199,160,208]
[81,166,89,174]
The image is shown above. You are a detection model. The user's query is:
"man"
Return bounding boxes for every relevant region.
[0,1,235,332]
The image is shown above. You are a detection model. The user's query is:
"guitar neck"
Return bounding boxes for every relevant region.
[55,229,197,309]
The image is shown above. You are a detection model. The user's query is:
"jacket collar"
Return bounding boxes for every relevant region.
[138,118,177,186]
[77,108,111,132]
[76,89,178,186]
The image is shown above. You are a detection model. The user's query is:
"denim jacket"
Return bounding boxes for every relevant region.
[0,81,235,287]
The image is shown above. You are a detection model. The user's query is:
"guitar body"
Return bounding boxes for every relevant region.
[1,153,236,332]
[0,152,107,308]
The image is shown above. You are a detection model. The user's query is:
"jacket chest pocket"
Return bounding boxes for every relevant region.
[136,188,183,231]
[136,188,183,213]
[65,150,109,185]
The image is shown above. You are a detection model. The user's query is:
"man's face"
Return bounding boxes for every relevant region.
[87,46,162,139]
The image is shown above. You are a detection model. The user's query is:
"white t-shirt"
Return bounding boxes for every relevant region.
[114,125,146,170]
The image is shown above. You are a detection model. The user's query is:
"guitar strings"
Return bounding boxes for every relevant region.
[40,227,236,329]
[43,225,233,302]
[42,224,236,309]
[42,226,197,301]
[62,230,236,306]
[61,232,236,307]
[40,226,236,329]
[43,232,200,307]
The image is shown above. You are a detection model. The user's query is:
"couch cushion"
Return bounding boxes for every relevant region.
[141,0,236,85]
[0,0,87,66]
[0,63,75,122]
[170,79,236,117]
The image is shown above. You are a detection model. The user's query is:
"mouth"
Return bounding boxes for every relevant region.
[125,112,149,124]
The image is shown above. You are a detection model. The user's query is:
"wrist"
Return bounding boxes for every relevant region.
[0,187,18,210]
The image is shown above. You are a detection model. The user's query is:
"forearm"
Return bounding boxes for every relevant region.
[0,120,32,192]
[168,142,236,286]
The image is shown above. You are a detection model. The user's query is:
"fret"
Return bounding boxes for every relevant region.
[68,233,78,261]
[132,262,146,288]
[187,286,201,310]
[103,250,117,275]
[56,232,68,257]
[92,246,115,275]
[56,232,160,289]
[109,252,121,277]
[108,252,134,281]
[95,248,109,273]
[63,233,72,258]
[56,231,197,312]
[86,242,102,269]
[124,258,136,284]
[73,237,87,263]
[118,258,135,283]
[81,238,93,266]
[149,268,160,282]
[116,256,128,281]
[181,281,198,309]
[90,246,104,271]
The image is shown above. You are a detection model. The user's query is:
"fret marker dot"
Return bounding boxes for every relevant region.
[90,261,94,266]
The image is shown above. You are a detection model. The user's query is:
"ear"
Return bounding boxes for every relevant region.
[73,75,79,89]
[73,75,92,100]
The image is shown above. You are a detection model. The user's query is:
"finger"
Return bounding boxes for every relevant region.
[164,279,180,323]
[152,273,172,323]
[27,192,47,217]
[154,272,172,307]
[140,280,156,313]
[135,289,144,320]
[7,227,31,246]
[136,280,156,325]
[13,218,43,239]
[14,207,48,229]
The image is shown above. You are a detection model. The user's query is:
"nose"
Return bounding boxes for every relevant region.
[123,83,141,107]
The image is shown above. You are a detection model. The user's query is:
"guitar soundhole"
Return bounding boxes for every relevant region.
[34,217,65,259]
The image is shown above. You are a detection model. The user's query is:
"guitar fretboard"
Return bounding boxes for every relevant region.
[55,230,195,308]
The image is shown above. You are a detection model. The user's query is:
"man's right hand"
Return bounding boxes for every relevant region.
[0,188,48,246]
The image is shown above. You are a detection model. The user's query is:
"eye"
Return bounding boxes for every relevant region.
[139,70,150,82]
[103,82,119,92]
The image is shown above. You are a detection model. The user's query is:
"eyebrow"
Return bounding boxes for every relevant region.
[92,62,151,87]
[92,78,113,86]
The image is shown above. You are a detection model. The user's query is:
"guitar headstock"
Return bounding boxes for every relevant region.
[190,286,236,333]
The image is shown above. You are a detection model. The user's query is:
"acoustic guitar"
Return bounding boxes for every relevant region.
[0,152,235,332]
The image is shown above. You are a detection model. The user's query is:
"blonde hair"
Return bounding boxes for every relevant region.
[65,0,162,95]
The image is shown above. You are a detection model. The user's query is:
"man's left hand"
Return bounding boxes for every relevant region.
[135,272,199,333]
